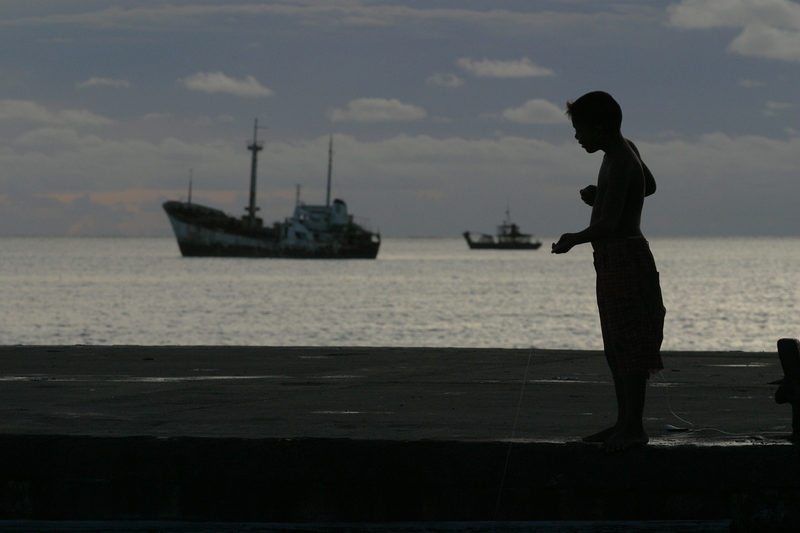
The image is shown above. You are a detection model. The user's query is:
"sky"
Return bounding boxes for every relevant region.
[0,0,799,238]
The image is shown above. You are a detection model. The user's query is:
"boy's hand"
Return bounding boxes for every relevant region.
[580,185,596,206]
[551,233,576,254]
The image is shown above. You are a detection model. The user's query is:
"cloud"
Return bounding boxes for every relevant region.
[327,98,427,122]
[0,99,113,127]
[181,72,273,98]
[143,112,173,121]
[729,22,800,61]
[2,127,800,237]
[0,3,645,36]
[668,0,800,62]
[457,57,554,78]
[76,77,130,89]
[764,100,795,116]
[0,190,176,237]
[668,0,800,30]
[426,72,464,88]
[502,99,567,125]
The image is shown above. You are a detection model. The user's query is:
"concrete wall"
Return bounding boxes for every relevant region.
[1,436,798,532]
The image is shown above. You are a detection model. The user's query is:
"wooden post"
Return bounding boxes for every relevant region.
[775,338,800,441]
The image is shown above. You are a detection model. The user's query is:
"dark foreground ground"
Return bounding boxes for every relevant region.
[0,346,797,532]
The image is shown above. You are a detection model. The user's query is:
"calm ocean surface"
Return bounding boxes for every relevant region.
[1,236,798,352]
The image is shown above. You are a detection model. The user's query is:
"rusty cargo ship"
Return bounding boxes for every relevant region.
[163,122,380,259]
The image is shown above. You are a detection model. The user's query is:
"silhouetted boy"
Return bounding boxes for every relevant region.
[552,91,665,452]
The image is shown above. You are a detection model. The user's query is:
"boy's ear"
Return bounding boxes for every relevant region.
[594,123,614,139]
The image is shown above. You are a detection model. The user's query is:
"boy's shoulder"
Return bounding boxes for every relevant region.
[614,141,643,170]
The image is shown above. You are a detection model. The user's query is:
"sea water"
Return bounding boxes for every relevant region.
[0,236,798,352]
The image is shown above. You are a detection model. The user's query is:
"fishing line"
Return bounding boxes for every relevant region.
[494,345,534,520]
[654,370,694,432]
[655,370,786,438]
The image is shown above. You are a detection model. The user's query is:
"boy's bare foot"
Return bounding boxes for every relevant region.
[582,425,621,443]
[600,428,649,452]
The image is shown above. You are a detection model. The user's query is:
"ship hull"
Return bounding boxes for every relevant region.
[465,241,542,250]
[462,231,541,250]
[164,201,380,259]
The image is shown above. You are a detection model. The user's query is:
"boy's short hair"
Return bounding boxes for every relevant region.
[565,91,622,132]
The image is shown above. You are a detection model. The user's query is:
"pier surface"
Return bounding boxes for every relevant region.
[0,346,798,532]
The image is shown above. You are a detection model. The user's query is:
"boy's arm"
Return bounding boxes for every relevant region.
[627,139,656,196]
[643,161,656,197]
[643,162,656,197]
[551,158,634,254]
[580,140,653,207]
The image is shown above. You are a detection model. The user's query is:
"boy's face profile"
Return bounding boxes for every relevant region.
[571,118,604,154]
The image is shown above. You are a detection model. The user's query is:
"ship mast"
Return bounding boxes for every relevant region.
[246,119,264,228]
[326,135,333,208]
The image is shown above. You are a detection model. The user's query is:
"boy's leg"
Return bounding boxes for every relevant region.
[601,371,649,452]
[583,374,627,442]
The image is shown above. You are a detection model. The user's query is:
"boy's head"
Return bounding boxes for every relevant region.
[565,91,622,134]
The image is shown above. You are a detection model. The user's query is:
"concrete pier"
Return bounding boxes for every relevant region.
[0,346,798,531]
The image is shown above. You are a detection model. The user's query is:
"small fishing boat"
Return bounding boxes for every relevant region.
[463,209,541,250]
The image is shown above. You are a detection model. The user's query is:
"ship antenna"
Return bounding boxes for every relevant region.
[246,118,264,229]
[326,135,333,208]
[188,168,193,205]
